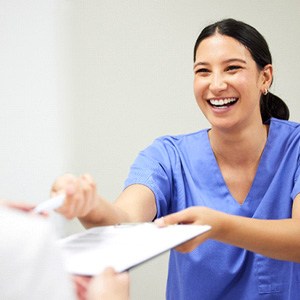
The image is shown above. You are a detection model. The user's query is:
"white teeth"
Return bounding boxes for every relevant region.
[209,98,237,106]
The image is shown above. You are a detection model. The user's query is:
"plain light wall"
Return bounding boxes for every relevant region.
[0,0,72,231]
[1,1,300,299]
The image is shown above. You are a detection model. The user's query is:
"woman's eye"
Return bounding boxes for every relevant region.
[195,68,210,75]
[226,65,241,71]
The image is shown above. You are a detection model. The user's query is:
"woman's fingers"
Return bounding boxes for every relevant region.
[79,174,97,217]
[155,208,199,226]
[155,207,215,253]
[51,173,77,195]
[51,173,98,220]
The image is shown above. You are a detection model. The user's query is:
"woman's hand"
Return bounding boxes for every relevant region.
[155,206,227,252]
[51,173,99,220]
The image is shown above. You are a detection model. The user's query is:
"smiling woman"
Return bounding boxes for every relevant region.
[50,18,300,300]
[193,18,289,124]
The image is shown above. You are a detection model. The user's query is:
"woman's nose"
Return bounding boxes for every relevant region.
[209,74,227,93]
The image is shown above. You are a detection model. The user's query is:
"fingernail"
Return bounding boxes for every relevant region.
[154,217,165,227]
[66,184,74,195]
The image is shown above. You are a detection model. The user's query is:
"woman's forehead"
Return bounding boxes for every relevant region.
[195,34,252,63]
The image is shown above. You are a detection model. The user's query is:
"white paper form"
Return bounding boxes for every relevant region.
[57,223,211,276]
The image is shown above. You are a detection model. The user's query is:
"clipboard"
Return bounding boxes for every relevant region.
[57,222,211,276]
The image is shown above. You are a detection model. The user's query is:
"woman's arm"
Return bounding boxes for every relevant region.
[51,173,157,228]
[157,194,300,262]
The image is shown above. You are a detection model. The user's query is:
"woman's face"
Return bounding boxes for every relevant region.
[193,33,271,131]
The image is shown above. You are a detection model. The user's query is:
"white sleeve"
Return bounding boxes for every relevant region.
[0,207,76,300]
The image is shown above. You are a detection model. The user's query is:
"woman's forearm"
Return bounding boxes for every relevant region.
[215,213,300,262]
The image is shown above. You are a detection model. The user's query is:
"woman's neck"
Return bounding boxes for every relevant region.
[209,123,268,167]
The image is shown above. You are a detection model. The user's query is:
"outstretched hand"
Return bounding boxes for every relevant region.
[155,206,227,253]
[51,173,98,220]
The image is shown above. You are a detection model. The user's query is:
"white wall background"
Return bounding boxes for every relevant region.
[1,0,299,299]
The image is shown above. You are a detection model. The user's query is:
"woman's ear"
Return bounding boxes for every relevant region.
[261,64,273,93]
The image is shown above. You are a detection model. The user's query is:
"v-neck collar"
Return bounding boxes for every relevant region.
[204,120,273,210]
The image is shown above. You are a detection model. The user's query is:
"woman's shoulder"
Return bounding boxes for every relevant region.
[152,129,209,151]
[155,128,209,144]
[144,129,209,156]
[269,118,300,146]
[270,117,300,129]
[269,118,300,137]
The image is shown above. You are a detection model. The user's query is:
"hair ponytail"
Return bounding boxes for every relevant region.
[260,92,290,123]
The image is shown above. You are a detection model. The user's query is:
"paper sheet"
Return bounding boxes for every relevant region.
[57,223,211,276]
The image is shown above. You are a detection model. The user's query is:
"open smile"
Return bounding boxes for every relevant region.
[208,97,238,109]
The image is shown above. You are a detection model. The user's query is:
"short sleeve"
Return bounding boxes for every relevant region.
[291,159,300,200]
[124,138,173,218]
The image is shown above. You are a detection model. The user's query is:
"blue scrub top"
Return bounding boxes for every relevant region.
[124,118,300,299]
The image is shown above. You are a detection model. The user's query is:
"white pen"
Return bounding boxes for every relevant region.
[33,194,66,214]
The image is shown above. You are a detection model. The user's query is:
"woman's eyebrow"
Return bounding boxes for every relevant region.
[193,58,247,69]
[224,58,247,64]
[193,61,208,69]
